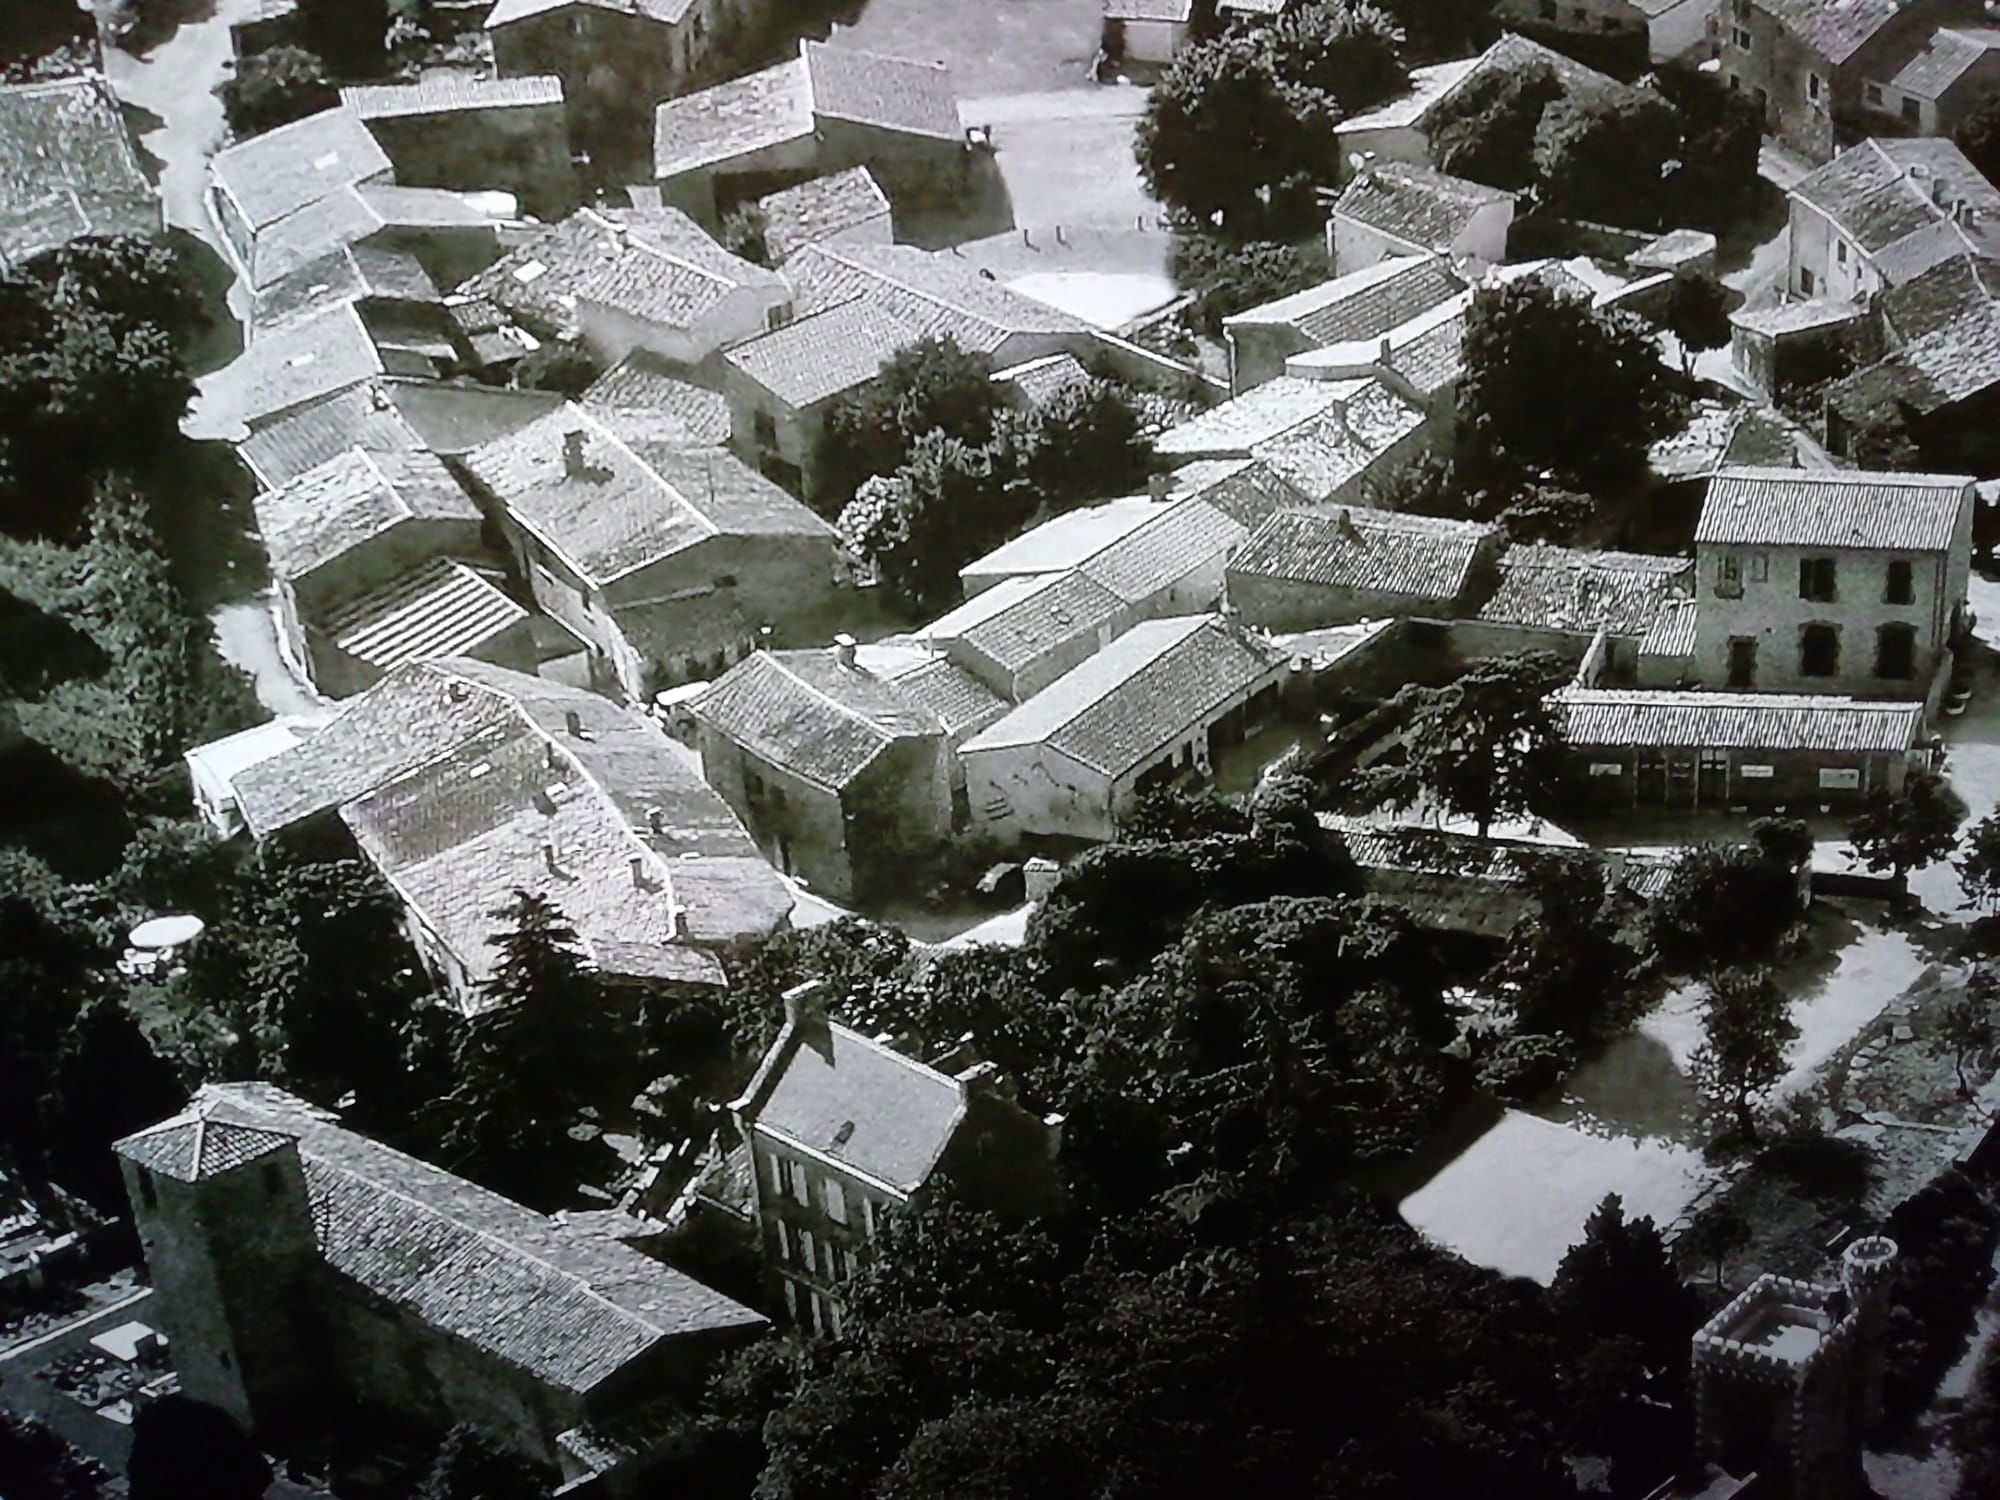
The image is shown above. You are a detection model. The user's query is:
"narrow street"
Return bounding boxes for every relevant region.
[102,0,325,718]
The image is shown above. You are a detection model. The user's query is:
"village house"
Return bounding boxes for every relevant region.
[1102,0,1195,66]
[583,352,735,445]
[1727,296,1876,400]
[1874,25,2000,139]
[461,402,844,702]
[750,166,894,266]
[1716,0,1983,163]
[721,241,1103,498]
[1687,466,1974,699]
[194,301,441,439]
[248,241,450,352]
[959,614,1294,842]
[231,657,794,1000]
[1153,374,1431,506]
[1225,506,1503,631]
[457,204,792,368]
[1474,544,1696,682]
[484,0,764,151]
[653,40,968,227]
[1326,163,1515,280]
[1333,33,1642,167]
[118,1083,767,1492]
[251,447,533,697]
[0,75,159,268]
[238,376,565,488]
[1494,0,1718,63]
[183,714,335,837]
[922,570,1133,701]
[1221,255,1467,396]
[691,639,982,902]
[1786,138,2000,304]
[729,982,1063,1336]
[1552,685,1927,808]
[340,74,575,217]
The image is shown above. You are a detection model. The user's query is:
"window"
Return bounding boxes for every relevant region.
[775,1154,806,1204]
[1716,553,1744,597]
[1876,622,1917,679]
[823,1177,848,1224]
[1749,552,1769,582]
[799,1227,817,1276]
[1727,636,1757,689]
[1799,556,1837,602]
[1799,266,1815,295]
[1800,622,1841,677]
[822,1295,843,1339]
[568,11,588,34]
[828,1241,848,1281]
[1885,558,1914,605]
[1732,25,1752,48]
[752,410,778,451]
[776,1219,794,1262]
[713,573,738,588]
[1808,72,1823,102]
[1836,238,1848,265]
[1866,82,1884,107]
[1904,96,1922,126]
[862,1198,880,1240]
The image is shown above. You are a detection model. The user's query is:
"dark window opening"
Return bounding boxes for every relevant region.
[1885,559,1914,605]
[1728,636,1757,689]
[1876,623,1917,679]
[1800,623,1840,677]
[1903,96,1922,125]
[1799,556,1837,602]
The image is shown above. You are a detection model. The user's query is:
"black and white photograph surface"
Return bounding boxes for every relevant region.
[8,0,2000,1496]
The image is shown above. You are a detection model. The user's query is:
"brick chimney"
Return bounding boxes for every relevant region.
[564,708,583,737]
[1147,472,1173,501]
[543,840,563,876]
[563,429,588,477]
[831,633,858,668]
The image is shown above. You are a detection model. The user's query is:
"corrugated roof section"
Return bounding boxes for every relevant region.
[1553,688,1924,752]
[327,560,529,671]
[1696,467,1971,551]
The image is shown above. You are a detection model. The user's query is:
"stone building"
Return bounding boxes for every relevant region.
[1327,163,1514,280]
[1688,466,1974,699]
[0,75,160,269]
[1103,0,1195,65]
[1785,137,2000,306]
[729,982,1063,1336]
[1225,506,1502,631]
[1691,1236,1899,1498]
[340,75,575,218]
[1221,255,1467,397]
[118,1084,766,1493]
[1494,0,1716,63]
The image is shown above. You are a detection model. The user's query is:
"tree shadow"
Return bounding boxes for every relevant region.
[170,228,244,377]
[892,154,1016,251]
[0,742,136,880]
[1542,1027,1708,1147]
[113,0,224,60]
[145,438,267,611]
[0,588,109,697]
[1713,175,1787,279]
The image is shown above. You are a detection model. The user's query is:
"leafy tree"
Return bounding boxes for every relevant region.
[1476,1031,1575,1102]
[1644,835,1807,977]
[1360,650,1569,837]
[1267,0,1409,113]
[1956,94,2000,188]
[1682,1202,1750,1291]
[1933,968,1998,1098]
[1662,274,1734,378]
[1496,484,1594,544]
[0,0,93,76]
[1486,853,1637,1039]
[1957,810,2000,910]
[1374,0,1498,62]
[216,46,338,139]
[41,992,186,1209]
[1429,60,1564,191]
[847,1186,1066,1326]
[1458,278,1685,491]
[438,891,613,1206]
[1023,375,1154,506]
[1119,786,1252,843]
[1172,234,1332,337]
[415,1425,554,1500]
[295,0,390,76]
[1691,967,1799,1138]
[1136,33,1332,233]
[817,337,1000,509]
[1653,63,1763,227]
[719,202,772,268]
[1533,92,1680,228]
[1847,766,1964,883]
[1550,1194,1698,1384]
[127,1396,270,1500]
[0,1409,107,1500]
[837,432,999,616]
[509,340,601,397]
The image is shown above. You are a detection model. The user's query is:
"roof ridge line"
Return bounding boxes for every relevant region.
[576,405,723,549]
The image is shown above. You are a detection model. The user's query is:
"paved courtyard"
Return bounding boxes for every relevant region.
[819,0,1104,95]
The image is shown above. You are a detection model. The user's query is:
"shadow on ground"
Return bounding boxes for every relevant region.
[147,438,265,612]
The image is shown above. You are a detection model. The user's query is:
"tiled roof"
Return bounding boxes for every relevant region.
[1697,467,1970,551]
[116,1115,295,1182]
[1167,457,1307,527]
[486,0,694,26]
[121,1084,764,1394]
[0,77,157,268]
[209,107,391,234]
[962,615,1288,776]
[1827,306,2000,417]
[1332,163,1512,253]
[464,404,828,586]
[755,166,892,264]
[246,182,501,292]
[803,40,961,141]
[993,352,1090,410]
[253,243,440,334]
[653,57,816,180]
[583,354,732,445]
[740,1021,967,1194]
[1337,32,1639,135]
[924,570,1128,675]
[1381,306,1469,396]
[1889,26,2000,99]
[1758,0,1923,65]
[1246,381,1426,503]
[1879,252,2000,343]
[961,497,1163,584]
[193,302,394,436]
[340,75,564,118]
[1553,687,1924,753]
[875,655,1009,738]
[694,647,945,790]
[1080,497,1245,603]
[721,295,922,409]
[1728,296,1866,337]
[1640,596,1700,660]
[1338,55,1481,133]
[1477,544,1690,636]
[1224,254,1466,345]
[786,241,1096,357]
[1790,139,2000,277]
[254,447,478,583]
[1230,507,1492,604]
[239,378,563,488]
[1153,377,1359,458]
[458,206,781,338]
[325,560,528,673]
[1107,0,1194,18]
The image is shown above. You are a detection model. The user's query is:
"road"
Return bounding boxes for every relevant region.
[103,1,325,719]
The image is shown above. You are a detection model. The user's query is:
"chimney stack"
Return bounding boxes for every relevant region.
[782,979,828,1037]
[1147,472,1173,501]
[565,708,583,737]
[630,855,648,889]
[543,840,563,876]
[564,429,587,477]
[648,806,666,836]
[831,632,858,668]
[955,1059,1010,1099]
[1336,507,1361,540]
